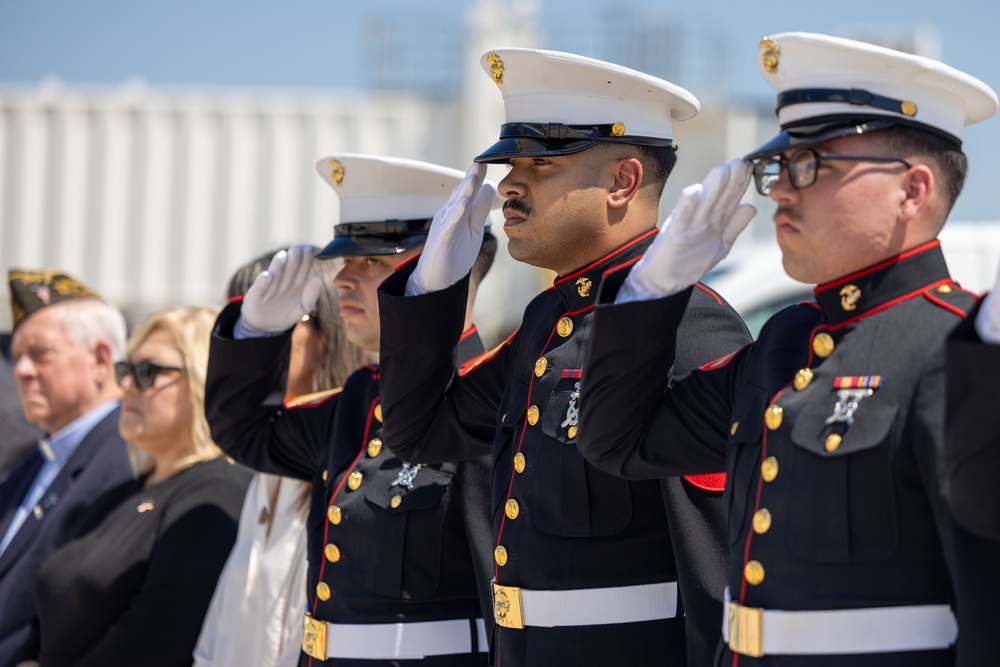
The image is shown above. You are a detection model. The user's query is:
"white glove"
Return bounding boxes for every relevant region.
[617,158,756,304]
[405,162,497,296]
[234,245,323,339]
[974,265,1000,344]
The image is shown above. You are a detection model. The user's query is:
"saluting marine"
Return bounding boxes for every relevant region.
[376,49,750,666]
[577,33,1000,665]
[204,155,498,666]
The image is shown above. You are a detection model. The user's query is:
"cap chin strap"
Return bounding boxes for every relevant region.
[777,88,915,117]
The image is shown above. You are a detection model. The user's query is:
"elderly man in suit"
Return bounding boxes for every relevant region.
[0,270,133,667]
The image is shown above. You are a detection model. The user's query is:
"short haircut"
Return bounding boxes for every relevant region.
[57,299,127,360]
[589,142,679,203]
[875,125,968,215]
[127,306,221,466]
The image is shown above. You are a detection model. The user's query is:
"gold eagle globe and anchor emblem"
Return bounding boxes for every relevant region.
[575,276,592,297]
[329,159,345,187]
[486,52,504,85]
[759,37,781,74]
[839,284,862,311]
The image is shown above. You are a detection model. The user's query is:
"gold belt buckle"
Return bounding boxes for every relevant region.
[728,600,764,658]
[492,580,524,629]
[302,613,328,661]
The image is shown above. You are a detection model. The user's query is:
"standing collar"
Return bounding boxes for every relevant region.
[552,229,657,311]
[812,240,951,327]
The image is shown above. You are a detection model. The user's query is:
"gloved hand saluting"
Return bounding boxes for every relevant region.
[405,162,496,296]
[975,265,1000,344]
[234,245,324,339]
[617,158,756,304]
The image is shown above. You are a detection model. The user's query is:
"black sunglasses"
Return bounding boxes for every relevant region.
[114,360,185,391]
[753,148,913,195]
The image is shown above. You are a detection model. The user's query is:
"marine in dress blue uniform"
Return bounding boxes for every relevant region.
[377,49,750,666]
[577,33,1000,666]
[205,156,498,667]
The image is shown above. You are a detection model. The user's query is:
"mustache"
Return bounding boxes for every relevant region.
[503,198,532,217]
[775,206,801,224]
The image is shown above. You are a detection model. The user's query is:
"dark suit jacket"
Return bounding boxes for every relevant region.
[0,406,133,667]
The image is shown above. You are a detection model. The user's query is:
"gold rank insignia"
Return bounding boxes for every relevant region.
[329,158,345,186]
[839,284,861,311]
[486,52,504,84]
[759,37,780,74]
[575,276,592,297]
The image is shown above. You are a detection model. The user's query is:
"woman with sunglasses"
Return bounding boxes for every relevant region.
[15,306,251,667]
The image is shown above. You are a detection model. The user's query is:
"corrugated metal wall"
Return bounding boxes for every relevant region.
[0,81,458,329]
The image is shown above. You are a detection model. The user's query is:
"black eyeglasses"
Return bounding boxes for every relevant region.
[114,360,185,391]
[753,148,913,195]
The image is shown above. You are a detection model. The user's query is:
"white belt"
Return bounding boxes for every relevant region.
[723,587,958,657]
[492,579,679,629]
[302,615,487,660]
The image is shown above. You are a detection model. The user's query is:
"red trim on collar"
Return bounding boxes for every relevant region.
[827,278,951,331]
[814,239,941,297]
[554,228,658,286]
[683,472,726,492]
[394,253,421,273]
[227,295,245,304]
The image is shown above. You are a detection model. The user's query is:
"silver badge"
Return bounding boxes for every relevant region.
[561,382,581,430]
[825,389,873,425]
[391,463,423,490]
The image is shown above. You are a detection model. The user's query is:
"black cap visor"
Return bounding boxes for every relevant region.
[318,219,431,258]
[475,122,673,163]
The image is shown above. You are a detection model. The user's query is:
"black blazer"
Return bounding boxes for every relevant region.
[0,406,133,667]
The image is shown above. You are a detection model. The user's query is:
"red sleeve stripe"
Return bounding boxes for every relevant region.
[684,473,726,492]
[459,329,518,377]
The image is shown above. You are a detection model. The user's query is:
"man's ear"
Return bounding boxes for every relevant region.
[92,340,116,385]
[898,163,934,225]
[608,157,643,210]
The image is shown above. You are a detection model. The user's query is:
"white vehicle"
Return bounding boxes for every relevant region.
[704,221,1000,337]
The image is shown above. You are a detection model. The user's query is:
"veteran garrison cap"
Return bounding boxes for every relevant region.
[474,48,700,163]
[746,32,999,160]
[315,154,498,258]
[8,269,101,331]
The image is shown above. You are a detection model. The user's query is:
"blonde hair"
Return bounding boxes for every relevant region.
[126,306,222,472]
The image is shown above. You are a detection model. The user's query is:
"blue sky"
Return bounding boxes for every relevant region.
[2,0,998,220]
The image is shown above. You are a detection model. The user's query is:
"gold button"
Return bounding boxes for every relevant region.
[367,438,382,458]
[794,368,813,391]
[374,403,383,422]
[937,284,953,294]
[825,433,842,452]
[761,457,779,482]
[527,405,540,425]
[744,560,765,586]
[752,508,772,534]
[316,582,331,601]
[327,505,342,525]
[390,495,402,509]
[505,499,520,519]
[324,543,341,563]
[813,332,835,358]
[730,421,740,436]
[322,469,328,482]
[534,357,548,377]
[514,452,526,473]
[494,545,508,566]
[568,425,578,439]
[557,317,574,338]
[901,100,917,117]
[764,404,783,430]
[347,471,363,491]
